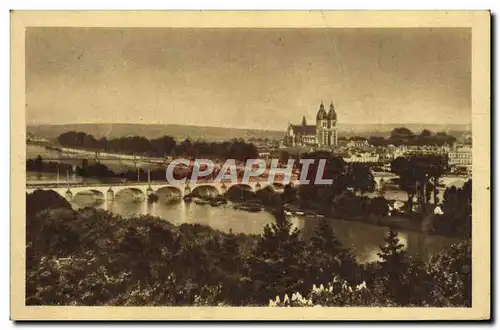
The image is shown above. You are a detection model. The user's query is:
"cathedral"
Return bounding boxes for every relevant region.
[284,101,338,147]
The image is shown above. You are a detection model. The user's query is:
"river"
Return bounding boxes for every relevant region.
[61,187,458,264]
[26,144,462,263]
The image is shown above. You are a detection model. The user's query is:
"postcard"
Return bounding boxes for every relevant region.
[11,10,490,321]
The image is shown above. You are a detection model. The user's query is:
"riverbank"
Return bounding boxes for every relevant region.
[182,191,461,239]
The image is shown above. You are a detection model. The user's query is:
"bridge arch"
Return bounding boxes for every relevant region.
[190,185,220,198]
[73,189,105,201]
[155,186,182,201]
[271,182,285,192]
[115,187,146,201]
[226,184,254,201]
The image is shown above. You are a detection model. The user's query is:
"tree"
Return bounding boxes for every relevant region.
[369,196,389,220]
[282,184,298,204]
[419,129,432,138]
[346,163,375,195]
[435,180,472,236]
[426,240,471,306]
[246,207,307,304]
[80,159,89,176]
[426,155,448,207]
[390,127,415,145]
[306,218,358,285]
[151,136,176,157]
[391,157,416,212]
[278,150,290,164]
[376,230,411,305]
[391,155,443,215]
[34,155,44,172]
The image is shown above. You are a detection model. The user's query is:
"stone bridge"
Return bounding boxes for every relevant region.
[26,179,301,202]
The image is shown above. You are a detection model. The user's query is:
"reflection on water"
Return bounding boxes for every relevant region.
[299,216,457,263]
[71,194,459,264]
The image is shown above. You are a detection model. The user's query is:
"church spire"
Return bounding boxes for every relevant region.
[302,116,307,126]
[327,101,337,120]
[316,101,327,120]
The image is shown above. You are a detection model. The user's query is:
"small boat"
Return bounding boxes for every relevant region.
[245,205,263,212]
[212,196,228,204]
[193,198,211,206]
[210,200,226,207]
[295,211,305,216]
[233,203,263,212]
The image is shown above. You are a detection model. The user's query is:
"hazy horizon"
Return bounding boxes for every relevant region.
[27,121,471,131]
[26,28,471,130]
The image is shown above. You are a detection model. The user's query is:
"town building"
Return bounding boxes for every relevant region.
[26,133,49,144]
[343,152,380,163]
[346,138,369,149]
[284,102,338,148]
[448,145,472,168]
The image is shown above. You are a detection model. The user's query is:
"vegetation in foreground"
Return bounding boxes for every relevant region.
[26,190,471,307]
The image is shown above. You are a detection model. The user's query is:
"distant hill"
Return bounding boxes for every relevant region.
[338,123,471,138]
[26,123,285,142]
[27,123,470,142]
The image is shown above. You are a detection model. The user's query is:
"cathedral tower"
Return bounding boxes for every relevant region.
[315,101,338,147]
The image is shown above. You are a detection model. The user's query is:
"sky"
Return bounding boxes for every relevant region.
[26,27,471,130]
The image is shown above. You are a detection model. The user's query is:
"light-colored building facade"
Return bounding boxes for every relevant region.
[343,152,380,163]
[448,145,472,168]
[347,139,369,149]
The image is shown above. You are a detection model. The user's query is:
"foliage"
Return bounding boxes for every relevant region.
[26,155,73,174]
[426,239,472,307]
[391,155,448,215]
[346,163,375,195]
[26,190,471,307]
[369,128,456,147]
[429,179,472,237]
[271,232,471,308]
[57,131,258,161]
[244,207,309,305]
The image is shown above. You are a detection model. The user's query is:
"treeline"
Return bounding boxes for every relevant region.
[369,127,457,147]
[26,155,73,174]
[26,190,471,307]
[26,155,241,182]
[57,131,259,161]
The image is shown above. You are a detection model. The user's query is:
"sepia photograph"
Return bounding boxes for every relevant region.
[10,10,490,320]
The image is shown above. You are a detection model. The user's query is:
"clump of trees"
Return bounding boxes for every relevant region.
[26,190,471,307]
[26,155,73,174]
[391,154,448,213]
[369,128,457,147]
[57,131,258,161]
[294,152,378,217]
[390,154,471,237]
[429,180,472,237]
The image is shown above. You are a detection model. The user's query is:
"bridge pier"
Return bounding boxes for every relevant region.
[106,187,114,201]
[65,188,73,202]
[184,183,191,196]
